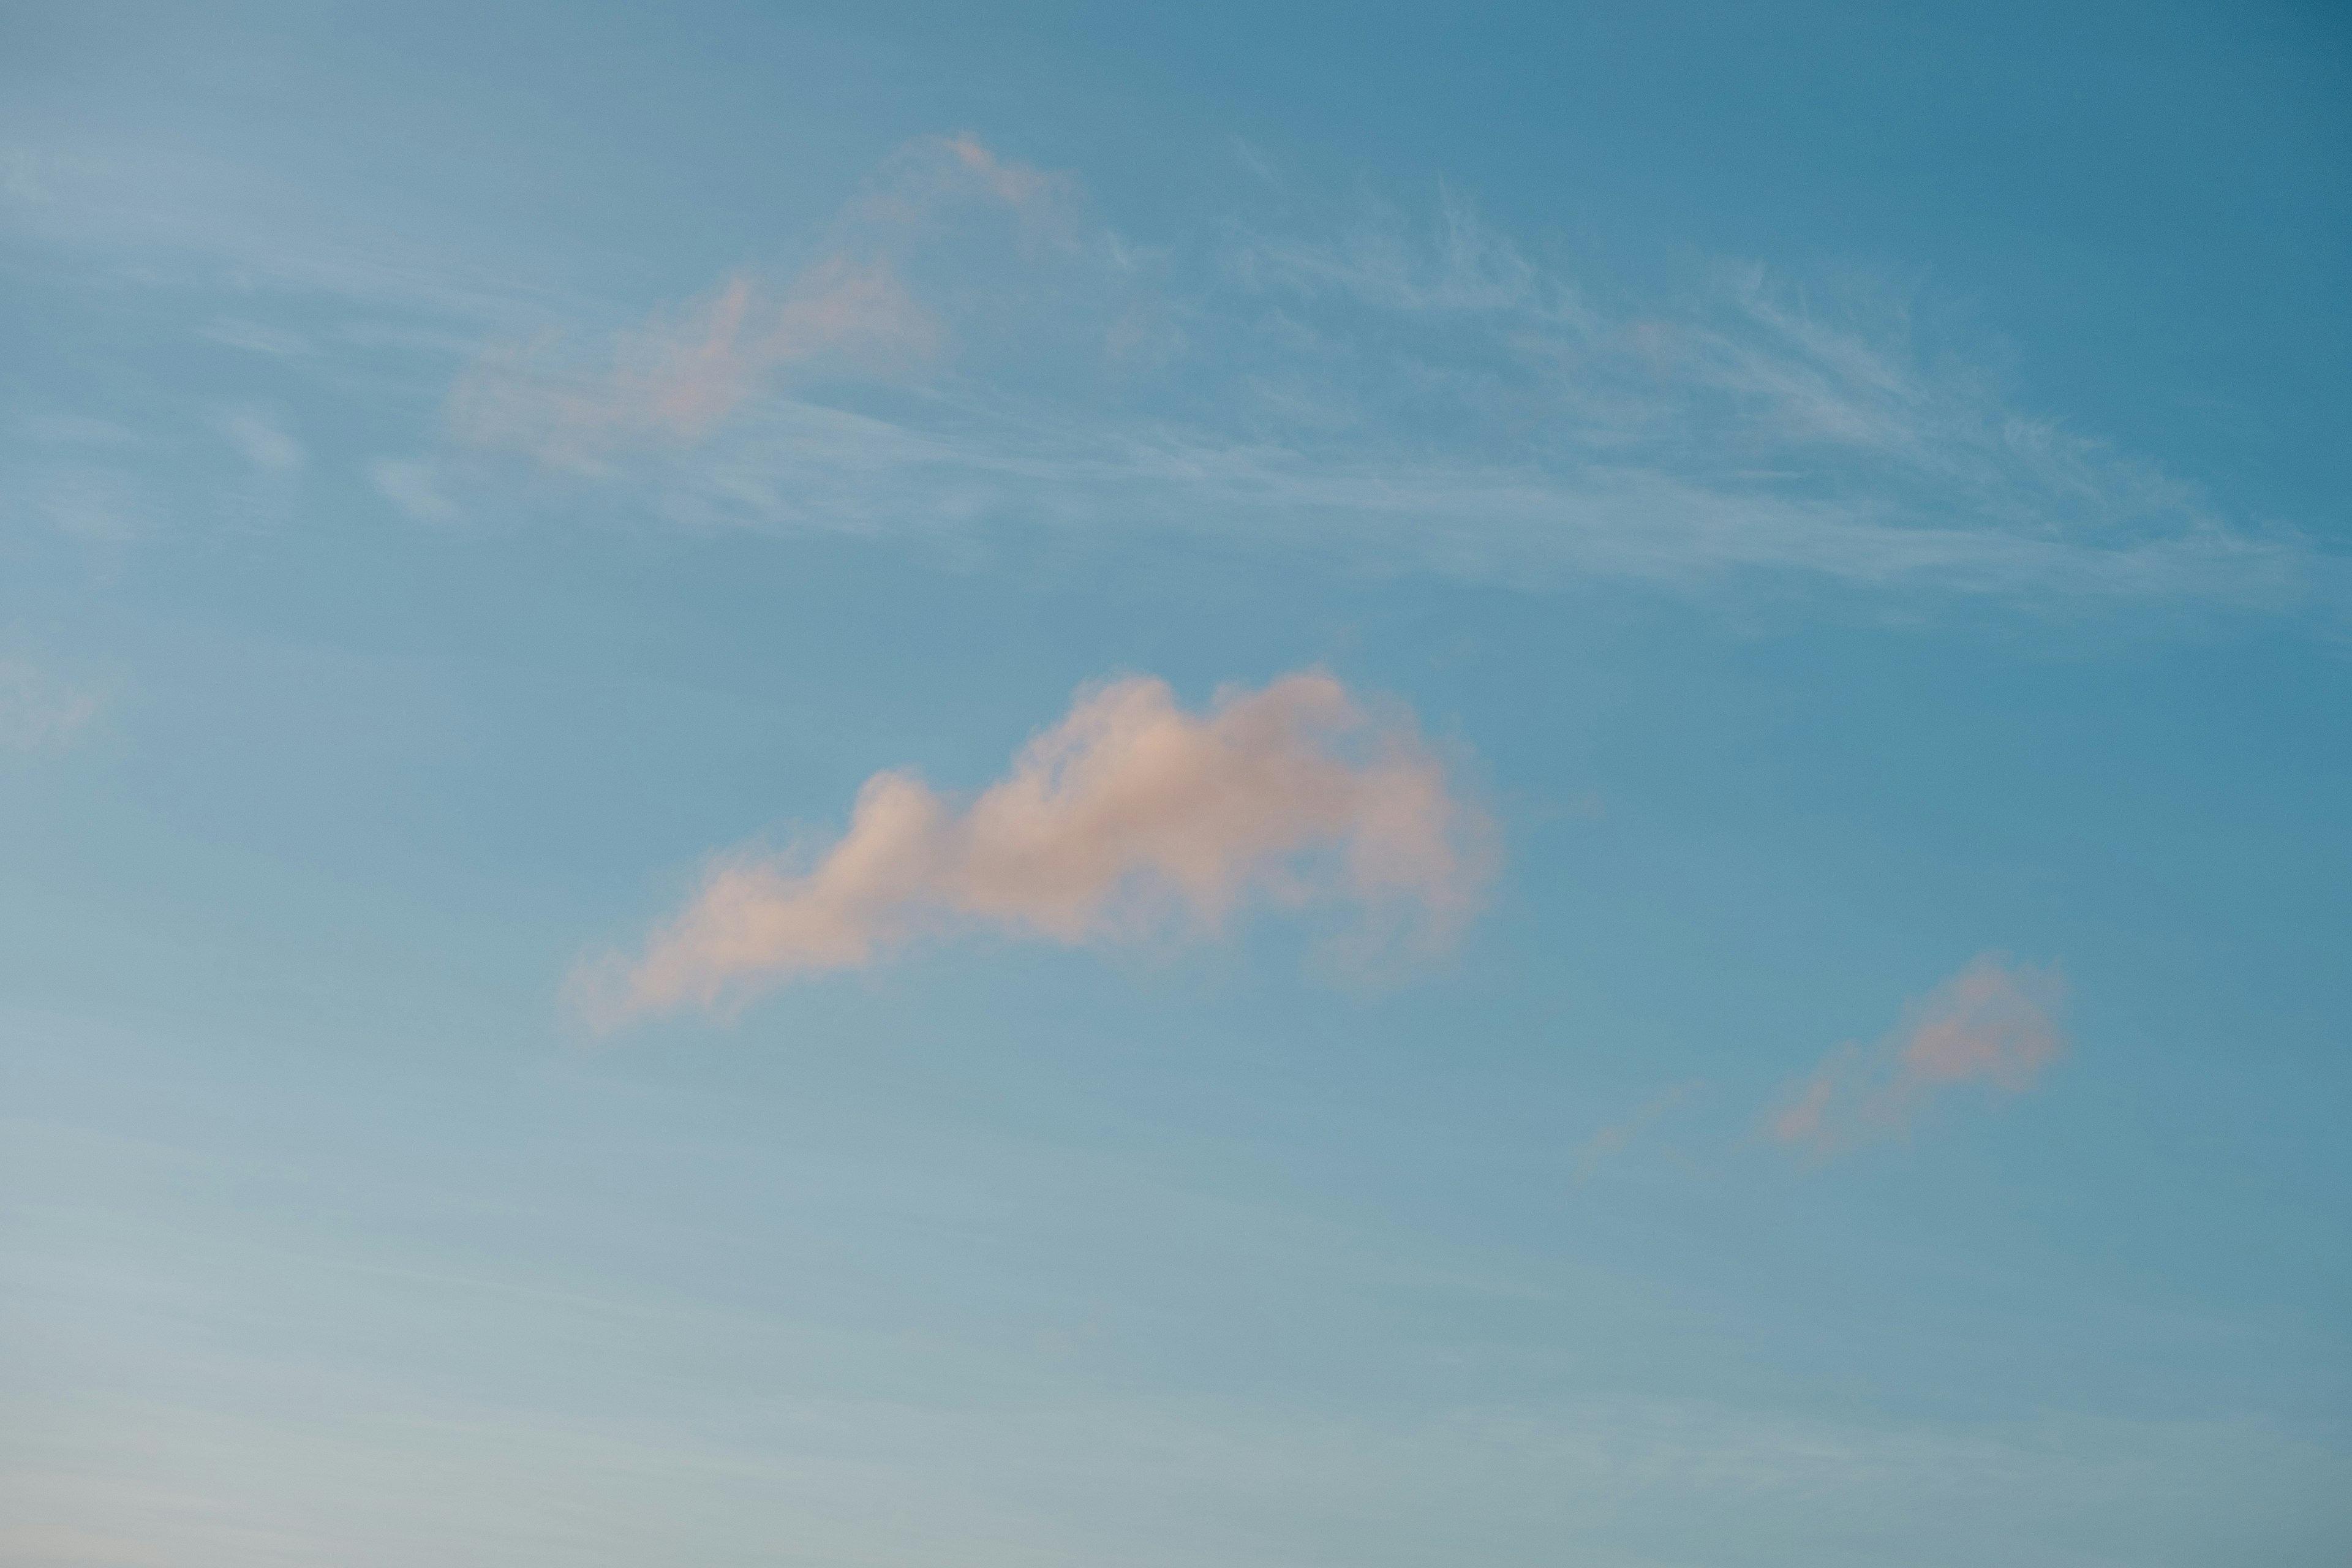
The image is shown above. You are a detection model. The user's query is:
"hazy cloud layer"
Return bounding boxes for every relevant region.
[370,457,460,524]
[451,262,938,467]
[0,661,103,750]
[6,129,2334,612]
[1770,954,2067,1156]
[575,671,1487,1026]
[216,408,305,473]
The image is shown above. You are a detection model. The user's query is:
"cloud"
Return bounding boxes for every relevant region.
[28,466,153,540]
[369,458,461,524]
[435,147,2333,614]
[217,409,304,473]
[0,662,102,751]
[198,317,315,357]
[452,262,937,466]
[1768,954,2067,1157]
[0,134,559,330]
[17,124,2334,614]
[572,671,1488,1027]
[450,135,1069,468]
[934,132,1067,222]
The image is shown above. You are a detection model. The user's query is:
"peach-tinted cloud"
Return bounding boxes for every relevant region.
[571,671,1490,1028]
[831,133,1074,249]
[940,134,1066,225]
[451,135,1065,466]
[451,259,937,464]
[1768,954,2067,1156]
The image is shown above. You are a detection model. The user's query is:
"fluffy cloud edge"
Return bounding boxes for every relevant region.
[569,669,1491,1030]
[1768,954,2068,1157]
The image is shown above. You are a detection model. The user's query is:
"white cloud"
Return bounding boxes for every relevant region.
[434,145,2334,614]
[15,414,136,447]
[216,410,304,473]
[10,127,2335,614]
[369,458,460,524]
[447,135,1079,471]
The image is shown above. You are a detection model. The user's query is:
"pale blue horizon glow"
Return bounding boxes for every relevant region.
[3,3,2349,1564]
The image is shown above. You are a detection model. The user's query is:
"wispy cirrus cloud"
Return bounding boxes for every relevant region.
[6,125,2333,612]
[571,670,1488,1027]
[434,140,2330,613]
[216,408,304,473]
[369,458,461,524]
[451,260,938,468]
[448,134,1072,471]
[1769,954,2067,1157]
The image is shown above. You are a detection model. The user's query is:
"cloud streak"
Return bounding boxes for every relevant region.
[573,671,1488,1027]
[1769,954,2067,1156]
[0,661,102,751]
[452,261,938,467]
[217,408,304,473]
[448,135,1071,469]
[439,145,2329,614]
[9,126,2333,614]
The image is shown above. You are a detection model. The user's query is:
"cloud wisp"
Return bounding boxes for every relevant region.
[0,661,103,751]
[216,409,305,473]
[435,141,2328,613]
[451,262,938,469]
[10,124,2331,614]
[572,671,1489,1028]
[448,135,1070,471]
[1768,954,2067,1157]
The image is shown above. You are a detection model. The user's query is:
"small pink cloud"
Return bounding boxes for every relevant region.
[842,134,1076,247]
[451,260,937,464]
[1767,954,2067,1157]
[592,259,937,440]
[571,671,1490,1029]
[945,133,1061,214]
[453,135,1066,465]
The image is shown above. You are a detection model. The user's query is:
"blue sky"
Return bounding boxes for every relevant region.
[2,2,2349,1563]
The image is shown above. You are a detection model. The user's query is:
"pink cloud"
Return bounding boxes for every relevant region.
[1767,954,2067,1156]
[838,134,1074,246]
[941,133,1065,222]
[571,671,1490,1028]
[450,259,937,464]
[452,135,1063,464]
[589,259,936,440]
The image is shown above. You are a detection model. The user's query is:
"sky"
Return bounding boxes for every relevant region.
[2,1,2349,1563]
